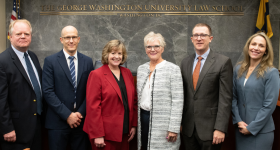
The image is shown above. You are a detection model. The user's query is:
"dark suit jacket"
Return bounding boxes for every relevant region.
[83,64,138,142]
[42,50,94,129]
[0,47,42,143]
[180,50,233,141]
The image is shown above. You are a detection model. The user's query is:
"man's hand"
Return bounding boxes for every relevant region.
[3,130,16,142]
[75,112,83,119]
[67,112,82,128]
[94,137,106,148]
[128,127,136,142]
[212,130,225,144]
[167,131,178,142]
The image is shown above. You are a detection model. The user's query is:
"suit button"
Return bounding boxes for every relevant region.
[34,113,37,116]
[243,104,245,107]
[34,99,36,102]
[194,97,197,100]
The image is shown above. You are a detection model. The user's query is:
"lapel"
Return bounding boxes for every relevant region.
[187,54,196,94]
[239,73,246,102]
[28,51,42,82]
[242,64,260,102]
[77,52,84,87]
[57,50,73,86]
[194,50,215,95]
[103,64,123,103]
[8,47,33,89]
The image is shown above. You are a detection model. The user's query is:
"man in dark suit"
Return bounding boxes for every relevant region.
[0,19,43,150]
[42,26,93,150]
[180,23,233,150]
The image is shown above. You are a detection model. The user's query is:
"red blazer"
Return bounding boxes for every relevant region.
[83,64,137,142]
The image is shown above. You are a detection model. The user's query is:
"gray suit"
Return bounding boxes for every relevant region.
[180,50,233,148]
[232,65,279,150]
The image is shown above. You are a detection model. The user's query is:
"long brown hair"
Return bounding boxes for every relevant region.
[237,32,274,78]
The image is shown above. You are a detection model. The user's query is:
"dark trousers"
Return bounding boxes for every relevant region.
[140,109,150,150]
[48,127,89,150]
[1,115,42,150]
[182,127,222,150]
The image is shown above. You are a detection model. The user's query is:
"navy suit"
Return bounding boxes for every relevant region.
[42,50,93,149]
[232,65,279,150]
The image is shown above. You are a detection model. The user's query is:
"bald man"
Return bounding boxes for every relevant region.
[42,26,94,150]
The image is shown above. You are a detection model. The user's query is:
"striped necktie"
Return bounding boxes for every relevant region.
[68,56,77,91]
[69,56,77,111]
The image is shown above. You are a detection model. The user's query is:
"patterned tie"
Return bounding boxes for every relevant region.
[69,56,77,91]
[193,56,203,90]
[24,52,42,115]
[69,56,77,110]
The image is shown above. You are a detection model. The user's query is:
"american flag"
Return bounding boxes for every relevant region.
[8,0,20,39]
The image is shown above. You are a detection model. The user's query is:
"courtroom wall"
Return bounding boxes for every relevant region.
[5,0,280,72]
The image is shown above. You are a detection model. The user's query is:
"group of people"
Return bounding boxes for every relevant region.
[0,19,278,150]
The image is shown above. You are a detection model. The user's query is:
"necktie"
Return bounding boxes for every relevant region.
[193,56,203,90]
[24,52,42,115]
[69,56,77,110]
[69,56,77,90]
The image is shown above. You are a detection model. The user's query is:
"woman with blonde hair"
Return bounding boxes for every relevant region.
[232,32,279,150]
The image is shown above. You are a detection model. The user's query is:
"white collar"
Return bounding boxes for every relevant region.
[11,45,29,58]
[63,49,78,60]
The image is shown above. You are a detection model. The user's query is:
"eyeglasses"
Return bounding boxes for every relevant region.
[145,45,161,50]
[192,34,210,39]
[62,36,79,41]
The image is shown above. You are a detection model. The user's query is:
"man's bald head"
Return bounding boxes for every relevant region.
[60,25,80,56]
[61,26,78,37]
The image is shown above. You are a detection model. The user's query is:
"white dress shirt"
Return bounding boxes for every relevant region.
[244,78,248,86]
[140,60,166,111]
[12,45,41,90]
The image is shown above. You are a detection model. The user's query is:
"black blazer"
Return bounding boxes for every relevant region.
[180,50,233,141]
[0,47,42,143]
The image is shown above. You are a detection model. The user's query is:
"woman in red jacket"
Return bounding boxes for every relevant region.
[83,40,137,150]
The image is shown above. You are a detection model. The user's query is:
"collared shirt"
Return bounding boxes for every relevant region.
[63,49,78,83]
[12,45,41,91]
[140,60,166,111]
[192,48,210,74]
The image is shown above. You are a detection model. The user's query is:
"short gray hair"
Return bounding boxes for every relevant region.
[144,31,166,47]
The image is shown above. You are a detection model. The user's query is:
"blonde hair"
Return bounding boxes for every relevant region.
[9,19,32,35]
[237,32,274,78]
[144,31,166,47]
[101,40,127,65]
